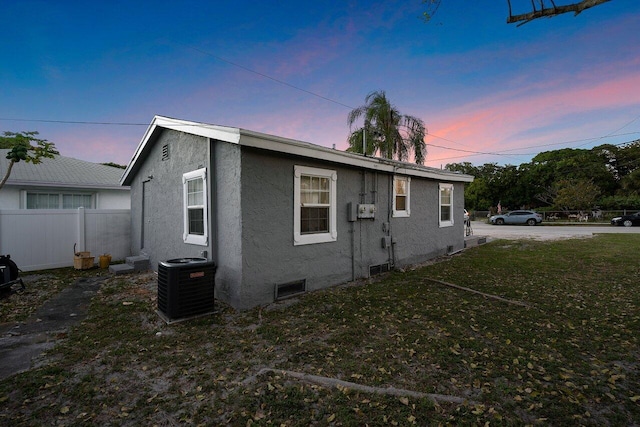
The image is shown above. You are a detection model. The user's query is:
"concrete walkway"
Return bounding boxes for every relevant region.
[0,276,106,380]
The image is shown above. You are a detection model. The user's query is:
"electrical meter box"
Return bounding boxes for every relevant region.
[357,204,376,219]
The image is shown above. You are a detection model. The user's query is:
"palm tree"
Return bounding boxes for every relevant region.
[346,91,427,165]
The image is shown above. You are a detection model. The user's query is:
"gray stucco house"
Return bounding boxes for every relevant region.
[121,116,473,310]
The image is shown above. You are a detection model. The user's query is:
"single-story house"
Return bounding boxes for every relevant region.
[121,116,474,310]
[0,150,130,210]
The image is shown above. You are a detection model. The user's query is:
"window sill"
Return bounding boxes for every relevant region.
[184,234,208,246]
[294,232,337,246]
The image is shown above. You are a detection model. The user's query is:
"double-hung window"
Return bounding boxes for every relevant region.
[439,183,454,227]
[392,176,410,217]
[183,168,208,245]
[294,165,337,245]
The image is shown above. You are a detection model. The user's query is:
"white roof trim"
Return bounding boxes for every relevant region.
[121,115,473,185]
[153,116,241,143]
[5,181,129,190]
[238,131,473,182]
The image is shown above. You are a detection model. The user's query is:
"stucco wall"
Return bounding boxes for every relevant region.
[212,141,243,307]
[128,129,466,310]
[387,177,466,266]
[236,147,465,309]
[129,129,211,269]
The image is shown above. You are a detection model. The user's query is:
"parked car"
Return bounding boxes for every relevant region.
[610,212,640,227]
[489,210,543,226]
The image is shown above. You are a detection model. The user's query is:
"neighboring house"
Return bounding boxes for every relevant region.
[0,150,130,210]
[121,116,474,310]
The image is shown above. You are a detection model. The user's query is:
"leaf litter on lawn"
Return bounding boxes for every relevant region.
[1,234,639,425]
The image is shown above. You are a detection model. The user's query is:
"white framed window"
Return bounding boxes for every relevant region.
[26,192,93,209]
[439,183,454,227]
[392,176,410,217]
[183,168,208,246]
[294,165,337,246]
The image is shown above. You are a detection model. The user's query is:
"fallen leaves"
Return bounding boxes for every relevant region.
[2,236,640,425]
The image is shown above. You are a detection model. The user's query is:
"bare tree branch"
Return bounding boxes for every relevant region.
[507,0,612,26]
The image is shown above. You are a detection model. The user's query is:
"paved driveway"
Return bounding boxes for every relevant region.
[470,221,640,241]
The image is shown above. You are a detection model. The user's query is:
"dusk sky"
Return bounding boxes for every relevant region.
[2,0,639,169]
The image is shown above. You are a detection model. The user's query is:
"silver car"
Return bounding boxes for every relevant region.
[490,210,542,226]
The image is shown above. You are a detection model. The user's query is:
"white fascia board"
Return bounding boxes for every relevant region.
[120,116,241,186]
[120,120,159,185]
[153,116,240,144]
[392,165,474,183]
[238,130,474,183]
[121,115,473,185]
[5,181,130,190]
[6,181,131,191]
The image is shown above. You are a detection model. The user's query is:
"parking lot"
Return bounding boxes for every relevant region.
[470,220,640,241]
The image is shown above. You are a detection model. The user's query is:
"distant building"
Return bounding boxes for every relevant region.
[0,150,130,210]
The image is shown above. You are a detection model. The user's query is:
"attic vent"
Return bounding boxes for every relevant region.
[161,144,169,161]
[275,279,306,300]
[369,263,390,277]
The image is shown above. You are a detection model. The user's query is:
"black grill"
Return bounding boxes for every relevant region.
[157,258,216,320]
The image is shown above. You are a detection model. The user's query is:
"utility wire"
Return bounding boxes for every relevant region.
[3,42,639,163]
[183,44,356,110]
[0,118,148,126]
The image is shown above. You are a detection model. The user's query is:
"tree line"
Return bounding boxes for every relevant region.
[446,140,640,212]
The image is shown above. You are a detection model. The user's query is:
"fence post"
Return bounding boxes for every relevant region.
[77,207,86,252]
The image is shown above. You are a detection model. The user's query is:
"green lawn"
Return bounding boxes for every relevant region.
[1,235,639,426]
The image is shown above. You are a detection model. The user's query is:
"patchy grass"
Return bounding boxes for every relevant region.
[1,235,639,425]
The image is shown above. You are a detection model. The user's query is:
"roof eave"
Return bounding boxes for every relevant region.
[5,181,130,190]
[238,129,474,182]
[120,115,241,185]
[122,116,474,185]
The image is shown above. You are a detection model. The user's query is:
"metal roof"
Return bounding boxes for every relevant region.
[0,149,128,190]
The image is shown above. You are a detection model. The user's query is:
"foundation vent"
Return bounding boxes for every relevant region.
[369,263,390,277]
[275,279,306,300]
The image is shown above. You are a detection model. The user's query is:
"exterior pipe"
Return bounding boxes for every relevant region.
[350,221,356,281]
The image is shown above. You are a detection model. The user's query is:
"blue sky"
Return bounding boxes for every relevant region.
[2,0,639,168]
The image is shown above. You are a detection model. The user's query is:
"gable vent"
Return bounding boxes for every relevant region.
[161,144,169,161]
[369,263,390,277]
[275,279,306,300]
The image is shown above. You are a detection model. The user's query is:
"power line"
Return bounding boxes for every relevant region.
[0,118,148,126]
[4,40,640,165]
[182,44,356,111]
[426,131,640,158]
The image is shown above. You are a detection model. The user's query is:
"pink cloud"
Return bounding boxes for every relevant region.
[423,68,640,167]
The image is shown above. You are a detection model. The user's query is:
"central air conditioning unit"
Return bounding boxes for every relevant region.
[157,258,216,321]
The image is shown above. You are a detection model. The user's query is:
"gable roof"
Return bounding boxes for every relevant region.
[0,149,127,190]
[121,115,474,186]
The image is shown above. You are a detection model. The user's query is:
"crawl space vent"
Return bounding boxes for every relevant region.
[275,279,306,300]
[369,263,390,277]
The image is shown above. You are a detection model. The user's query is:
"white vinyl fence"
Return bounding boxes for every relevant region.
[0,208,131,272]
